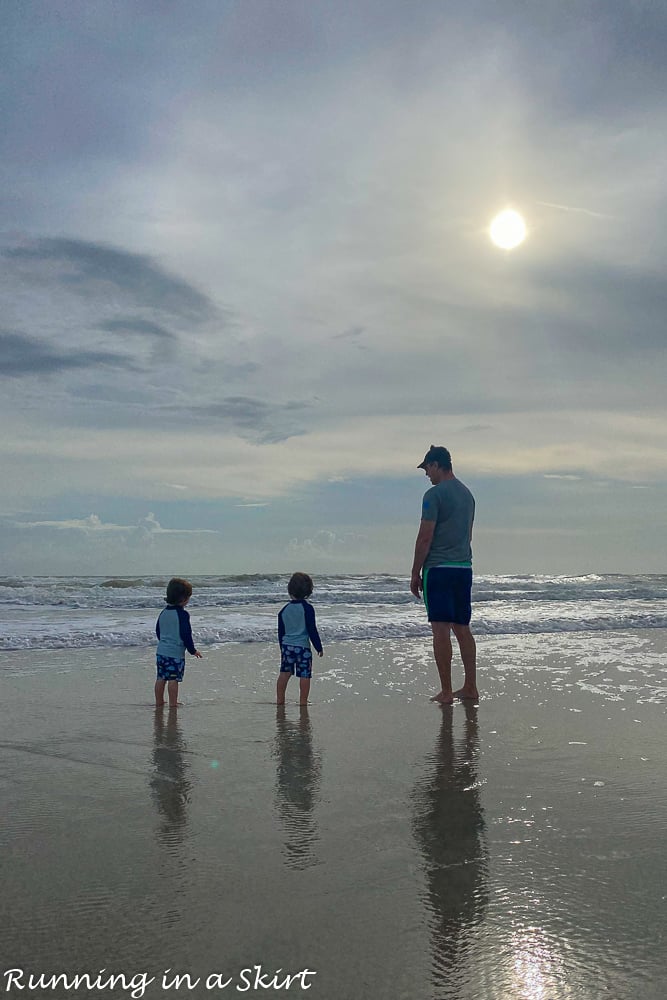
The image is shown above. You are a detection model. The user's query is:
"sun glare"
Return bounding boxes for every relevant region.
[489,209,527,250]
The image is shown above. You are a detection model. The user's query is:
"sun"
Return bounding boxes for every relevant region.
[489,208,527,250]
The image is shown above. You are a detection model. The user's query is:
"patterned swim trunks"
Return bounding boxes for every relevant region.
[280,644,313,679]
[156,654,185,681]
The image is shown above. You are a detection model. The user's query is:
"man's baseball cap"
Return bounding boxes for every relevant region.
[418,445,452,469]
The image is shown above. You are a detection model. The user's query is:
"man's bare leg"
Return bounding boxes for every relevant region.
[430,622,454,704]
[451,624,478,699]
[155,678,166,707]
[276,672,290,705]
[299,677,311,706]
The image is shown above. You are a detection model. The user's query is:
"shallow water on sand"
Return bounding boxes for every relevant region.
[1,632,666,999]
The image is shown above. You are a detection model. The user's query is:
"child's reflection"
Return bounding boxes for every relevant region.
[150,708,192,842]
[272,706,322,870]
[411,703,489,994]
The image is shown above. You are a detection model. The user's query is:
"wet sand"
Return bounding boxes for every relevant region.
[2,631,666,999]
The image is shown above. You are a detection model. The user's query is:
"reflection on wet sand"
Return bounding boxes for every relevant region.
[272,706,322,870]
[412,703,489,997]
[150,708,192,847]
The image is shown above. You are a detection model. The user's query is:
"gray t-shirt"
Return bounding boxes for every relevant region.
[421,478,475,570]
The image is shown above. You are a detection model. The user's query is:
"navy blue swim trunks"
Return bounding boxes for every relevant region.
[423,567,473,625]
[156,654,185,681]
[280,644,313,679]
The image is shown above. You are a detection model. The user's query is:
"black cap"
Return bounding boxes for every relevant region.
[418,445,452,470]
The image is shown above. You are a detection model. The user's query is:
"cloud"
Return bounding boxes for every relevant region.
[9,512,219,551]
[195,397,309,444]
[333,326,365,340]
[6,238,217,322]
[12,512,217,537]
[0,236,248,409]
[99,317,176,340]
[535,200,613,220]
[527,258,667,357]
[287,529,369,561]
[0,329,136,377]
[331,326,368,351]
[137,512,162,535]
[98,316,178,365]
[0,512,219,575]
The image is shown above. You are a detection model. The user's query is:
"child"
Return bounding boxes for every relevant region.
[155,577,203,708]
[277,572,323,706]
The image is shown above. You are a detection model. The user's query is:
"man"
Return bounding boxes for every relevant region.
[410,445,478,705]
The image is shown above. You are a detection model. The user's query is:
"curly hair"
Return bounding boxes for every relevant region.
[287,572,314,600]
[165,577,193,605]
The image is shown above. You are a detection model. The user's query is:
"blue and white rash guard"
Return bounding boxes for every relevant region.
[278,599,323,653]
[156,605,197,659]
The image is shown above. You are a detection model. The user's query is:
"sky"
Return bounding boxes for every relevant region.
[2,0,666,576]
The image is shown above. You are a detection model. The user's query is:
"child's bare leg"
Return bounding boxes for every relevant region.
[167,679,180,707]
[277,672,290,705]
[299,677,311,706]
[155,679,166,706]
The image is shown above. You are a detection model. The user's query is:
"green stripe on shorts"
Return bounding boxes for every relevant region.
[422,567,430,613]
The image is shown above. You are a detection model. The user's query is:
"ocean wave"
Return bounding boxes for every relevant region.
[2,573,667,610]
[2,614,667,651]
[2,573,667,650]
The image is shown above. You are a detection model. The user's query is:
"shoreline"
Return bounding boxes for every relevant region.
[4,627,666,707]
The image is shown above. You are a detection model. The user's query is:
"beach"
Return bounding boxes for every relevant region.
[2,629,666,1000]
[5,0,667,992]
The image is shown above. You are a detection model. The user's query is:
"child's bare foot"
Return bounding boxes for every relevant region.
[299,701,309,707]
[430,691,454,705]
[168,702,182,709]
[277,700,285,706]
[454,687,479,701]
[155,701,166,708]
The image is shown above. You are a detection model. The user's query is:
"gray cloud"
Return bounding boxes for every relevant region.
[0,236,240,392]
[6,238,216,323]
[99,317,175,340]
[332,325,368,352]
[530,259,667,356]
[220,362,261,379]
[196,397,308,444]
[98,316,177,364]
[0,330,135,378]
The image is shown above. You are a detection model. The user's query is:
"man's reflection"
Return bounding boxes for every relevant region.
[412,703,489,994]
[150,708,192,846]
[273,706,322,870]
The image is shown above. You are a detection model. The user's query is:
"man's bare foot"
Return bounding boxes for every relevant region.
[168,702,182,709]
[277,700,285,706]
[453,687,479,701]
[155,701,166,708]
[299,701,309,707]
[430,691,454,705]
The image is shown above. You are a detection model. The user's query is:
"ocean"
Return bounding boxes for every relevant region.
[2,572,667,651]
